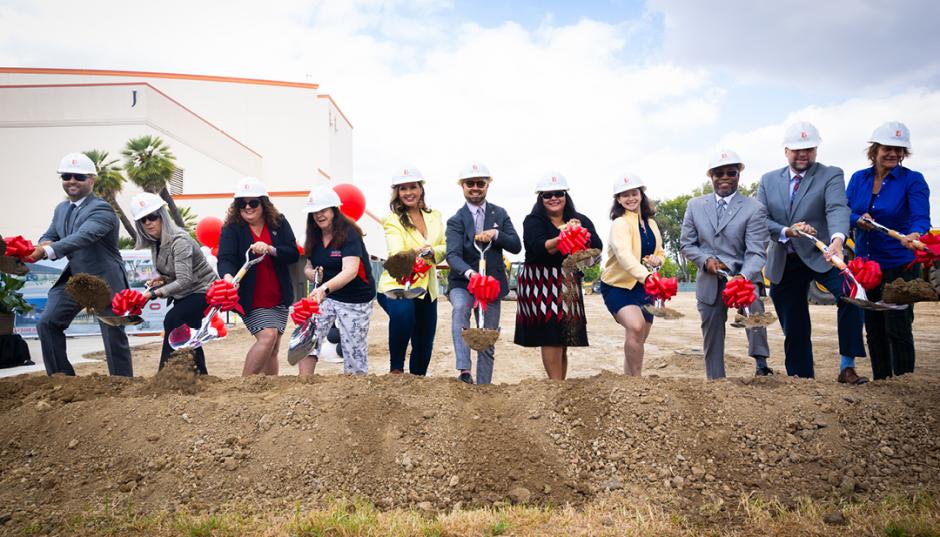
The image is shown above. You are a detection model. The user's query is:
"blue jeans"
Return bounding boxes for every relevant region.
[449,287,501,384]
[377,293,437,375]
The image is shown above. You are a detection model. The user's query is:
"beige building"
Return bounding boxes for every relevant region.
[0,67,385,256]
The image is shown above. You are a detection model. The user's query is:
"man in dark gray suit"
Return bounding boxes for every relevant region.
[756,122,866,384]
[681,150,771,380]
[26,152,133,376]
[445,162,521,384]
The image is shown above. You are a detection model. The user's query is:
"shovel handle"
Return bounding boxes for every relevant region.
[863,217,927,250]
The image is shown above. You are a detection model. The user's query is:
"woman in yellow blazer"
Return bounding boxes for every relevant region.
[600,174,665,376]
[376,166,447,375]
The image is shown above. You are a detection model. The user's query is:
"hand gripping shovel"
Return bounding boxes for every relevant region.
[642,261,683,319]
[287,267,323,365]
[97,284,165,327]
[384,247,432,300]
[461,241,500,351]
[168,248,267,350]
[795,230,907,312]
[716,269,777,329]
[860,217,932,252]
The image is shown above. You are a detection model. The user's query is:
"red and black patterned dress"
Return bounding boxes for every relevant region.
[514,212,602,347]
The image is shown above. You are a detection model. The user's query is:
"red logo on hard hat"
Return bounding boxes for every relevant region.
[472,164,478,171]
[895,130,902,137]
[404,169,410,175]
[720,153,728,159]
[800,131,808,140]
[138,200,145,207]
[71,159,77,165]
[623,177,630,184]
[551,176,557,183]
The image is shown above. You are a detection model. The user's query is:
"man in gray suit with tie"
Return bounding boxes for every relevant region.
[756,122,866,384]
[25,153,133,376]
[445,161,521,384]
[681,150,771,380]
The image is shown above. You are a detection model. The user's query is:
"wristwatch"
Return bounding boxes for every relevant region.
[323,286,331,296]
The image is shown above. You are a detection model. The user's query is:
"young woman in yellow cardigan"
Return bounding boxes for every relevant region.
[599,174,665,376]
[376,166,447,375]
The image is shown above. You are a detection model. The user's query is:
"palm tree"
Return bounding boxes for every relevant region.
[177,206,199,237]
[122,135,186,228]
[84,149,137,242]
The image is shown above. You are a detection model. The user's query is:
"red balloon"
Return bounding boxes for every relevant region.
[333,183,366,221]
[195,217,223,248]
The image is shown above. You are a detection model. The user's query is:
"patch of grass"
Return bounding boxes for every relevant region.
[488,518,510,535]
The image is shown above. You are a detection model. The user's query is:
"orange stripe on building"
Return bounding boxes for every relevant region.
[317,94,354,129]
[0,67,318,90]
[318,168,331,180]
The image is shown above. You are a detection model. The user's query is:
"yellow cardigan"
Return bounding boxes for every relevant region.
[377,210,447,299]
[601,211,665,290]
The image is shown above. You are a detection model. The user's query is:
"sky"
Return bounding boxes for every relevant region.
[2,0,939,248]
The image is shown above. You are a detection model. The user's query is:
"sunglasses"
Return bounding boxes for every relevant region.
[540,190,566,200]
[462,179,488,189]
[712,170,739,179]
[140,213,161,223]
[236,199,262,210]
[61,173,90,182]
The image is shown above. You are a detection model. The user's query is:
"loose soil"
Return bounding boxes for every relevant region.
[461,327,500,351]
[883,277,939,304]
[383,249,417,281]
[2,294,939,535]
[63,273,112,311]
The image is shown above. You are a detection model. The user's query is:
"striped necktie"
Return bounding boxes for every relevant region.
[790,174,802,206]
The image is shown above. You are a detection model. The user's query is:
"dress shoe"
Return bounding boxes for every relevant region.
[755,366,774,376]
[458,372,474,384]
[838,367,868,385]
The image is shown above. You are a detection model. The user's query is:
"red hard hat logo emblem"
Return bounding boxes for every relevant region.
[472,164,478,171]
[551,176,557,183]
[895,130,902,137]
[71,159,77,165]
[800,131,808,139]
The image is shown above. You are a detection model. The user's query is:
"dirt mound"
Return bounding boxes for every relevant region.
[1,370,939,531]
[884,277,939,304]
[136,353,208,396]
[64,273,112,311]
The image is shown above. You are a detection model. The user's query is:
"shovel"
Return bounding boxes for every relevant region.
[168,248,267,350]
[716,269,777,329]
[641,260,684,319]
[795,230,907,312]
[287,267,323,365]
[461,241,500,351]
[97,284,166,327]
[384,247,432,300]
[860,217,931,251]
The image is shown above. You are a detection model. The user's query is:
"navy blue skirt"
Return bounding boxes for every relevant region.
[600,281,653,323]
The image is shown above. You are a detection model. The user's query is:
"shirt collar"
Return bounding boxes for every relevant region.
[71,195,90,207]
[714,192,736,203]
[466,201,487,213]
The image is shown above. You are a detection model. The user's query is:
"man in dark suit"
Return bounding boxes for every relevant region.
[26,153,133,376]
[445,161,521,384]
[756,123,866,384]
[680,150,771,379]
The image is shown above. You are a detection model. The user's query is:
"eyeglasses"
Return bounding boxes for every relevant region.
[463,180,488,189]
[540,191,566,200]
[140,213,161,223]
[712,170,739,179]
[61,173,90,182]
[236,199,261,210]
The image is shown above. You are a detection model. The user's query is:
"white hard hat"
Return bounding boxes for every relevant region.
[233,177,268,198]
[57,152,97,175]
[305,186,342,213]
[130,192,167,220]
[612,173,646,195]
[458,161,492,182]
[868,121,911,149]
[534,172,570,193]
[391,166,425,187]
[707,149,745,174]
[782,121,822,150]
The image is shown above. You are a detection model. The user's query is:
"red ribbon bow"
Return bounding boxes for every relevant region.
[290,297,321,325]
[644,272,678,302]
[210,313,227,338]
[910,232,940,268]
[847,257,882,292]
[468,273,500,311]
[3,235,34,260]
[111,289,149,316]
[397,257,433,286]
[721,278,757,309]
[557,224,591,255]
[206,280,243,314]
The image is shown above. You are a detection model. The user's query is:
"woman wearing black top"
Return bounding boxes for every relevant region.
[297,186,376,376]
[514,173,603,379]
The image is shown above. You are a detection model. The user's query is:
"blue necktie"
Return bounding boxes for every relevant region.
[64,203,76,235]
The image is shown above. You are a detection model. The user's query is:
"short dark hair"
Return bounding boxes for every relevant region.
[866,142,910,165]
[610,189,656,220]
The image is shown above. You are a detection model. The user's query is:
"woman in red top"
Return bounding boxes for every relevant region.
[217,177,299,375]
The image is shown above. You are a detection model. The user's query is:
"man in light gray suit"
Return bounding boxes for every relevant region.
[681,150,771,380]
[756,122,866,384]
[26,152,133,376]
[445,161,521,384]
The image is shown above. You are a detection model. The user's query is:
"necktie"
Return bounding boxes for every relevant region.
[716,198,727,225]
[64,203,76,235]
[474,207,484,234]
[790,174,802,205]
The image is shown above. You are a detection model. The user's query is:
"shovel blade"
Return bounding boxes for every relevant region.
[384,287,426,300]
[287,319,318,365]
[168,324,196,350]
[842,297,909,311]
[97,314,144,327]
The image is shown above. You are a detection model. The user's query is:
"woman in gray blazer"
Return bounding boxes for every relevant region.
[131,193,218,374]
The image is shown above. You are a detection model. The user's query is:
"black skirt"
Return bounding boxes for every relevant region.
[513,263,588,347]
